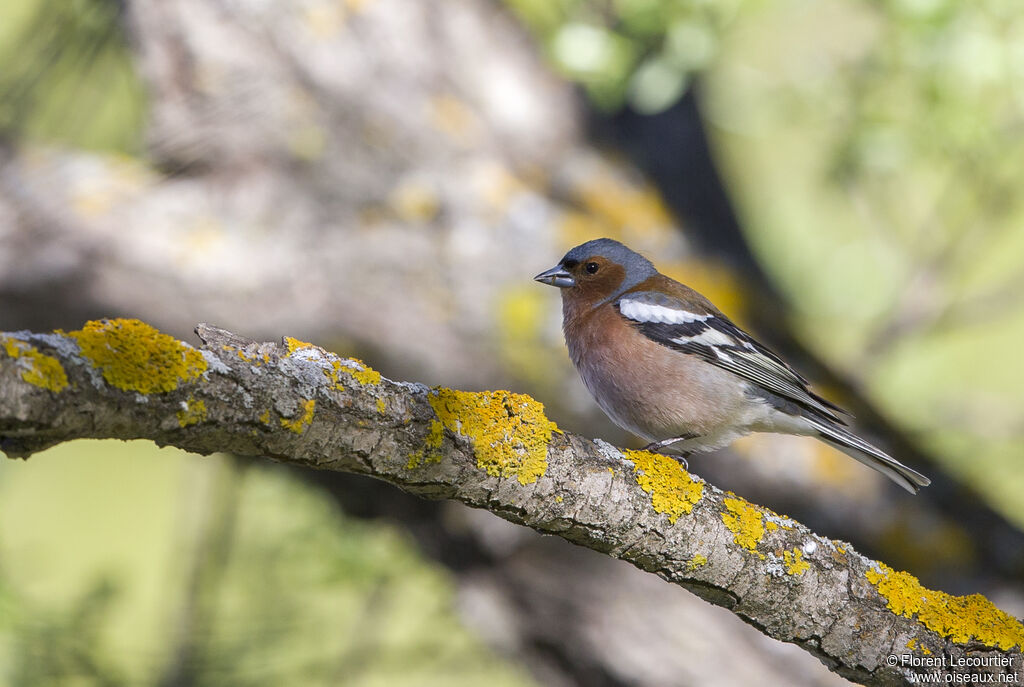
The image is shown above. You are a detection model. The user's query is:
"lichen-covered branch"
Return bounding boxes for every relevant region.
[1,319,1021,686]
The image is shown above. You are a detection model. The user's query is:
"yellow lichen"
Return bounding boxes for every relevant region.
[407,420,444,469]
[284,336,316,355]
[318,356,379,388]
[237,348,271,365]
[427,388,557,485]
[259,409,271,425]
[376,397,386,414]
[906,638,931,654]
[69,319,206,394]
[688,554,708,570]
[866,562,1024,651]
[626,449,704,524]
[784,548,810,576]
[722,497,766,555]
[346,358,381,386]
[280,399,316,434]
[555,495,564,503]
[425,419,443,450]
[176,398,207,427]
[1,337,68,392]
[324,360,345,389]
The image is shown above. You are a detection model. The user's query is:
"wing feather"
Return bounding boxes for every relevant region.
[617,292,847,423]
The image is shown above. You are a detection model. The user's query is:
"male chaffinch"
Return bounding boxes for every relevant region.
[535,238,930,494]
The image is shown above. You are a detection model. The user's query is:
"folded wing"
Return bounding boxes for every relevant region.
[617,291,848,424]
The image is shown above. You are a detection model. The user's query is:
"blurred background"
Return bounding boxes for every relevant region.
[1,0,1022,685]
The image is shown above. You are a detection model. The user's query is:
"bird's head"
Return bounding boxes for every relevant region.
[534,238,656,305]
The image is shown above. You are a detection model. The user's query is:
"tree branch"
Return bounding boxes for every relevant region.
[2,319,1021,686]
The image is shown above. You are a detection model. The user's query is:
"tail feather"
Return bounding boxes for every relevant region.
[804,417,930,494]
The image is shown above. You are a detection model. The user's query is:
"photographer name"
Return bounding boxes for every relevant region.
[900,655,1016,668]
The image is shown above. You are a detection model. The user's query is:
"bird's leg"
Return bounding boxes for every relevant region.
[641,434,698,468]
[641,434,697,453]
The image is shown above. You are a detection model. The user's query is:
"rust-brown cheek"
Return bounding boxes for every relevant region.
[562,263,626,321]
[569,264,622,305]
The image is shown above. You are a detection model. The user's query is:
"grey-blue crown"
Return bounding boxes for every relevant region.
[561,238,657,294]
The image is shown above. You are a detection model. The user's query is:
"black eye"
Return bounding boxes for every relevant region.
[585,262,599,274]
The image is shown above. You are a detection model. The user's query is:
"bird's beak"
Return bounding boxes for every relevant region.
[534,264,575,288]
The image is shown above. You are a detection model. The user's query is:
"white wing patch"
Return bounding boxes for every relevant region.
[621,290,848,423]
[670,328,735,348]
[619,298,711,325]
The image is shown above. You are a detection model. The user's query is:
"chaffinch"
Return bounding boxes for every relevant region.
[535,238,930,494]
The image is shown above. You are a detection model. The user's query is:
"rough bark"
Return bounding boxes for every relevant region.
[2,320,1021,686]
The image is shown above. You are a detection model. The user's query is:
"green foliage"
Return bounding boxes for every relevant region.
[505,0,732,112]
[703,0,1024,518]
[0,0,144,152]
[0,441,535,687]
[3,578,128,687]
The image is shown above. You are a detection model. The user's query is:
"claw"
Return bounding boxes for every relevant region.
[641,435,696,470]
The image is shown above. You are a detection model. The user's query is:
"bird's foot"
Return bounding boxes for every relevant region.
[641,434,698,469]
[641,434,697,453]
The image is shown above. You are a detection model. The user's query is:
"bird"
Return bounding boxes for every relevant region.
[534,238,930,494]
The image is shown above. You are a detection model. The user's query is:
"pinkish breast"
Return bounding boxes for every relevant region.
[563,302,749,442]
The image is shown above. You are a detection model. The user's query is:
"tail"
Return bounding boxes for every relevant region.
[803,416,931,494]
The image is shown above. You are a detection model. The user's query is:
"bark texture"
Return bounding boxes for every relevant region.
[2,320,1021,686]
